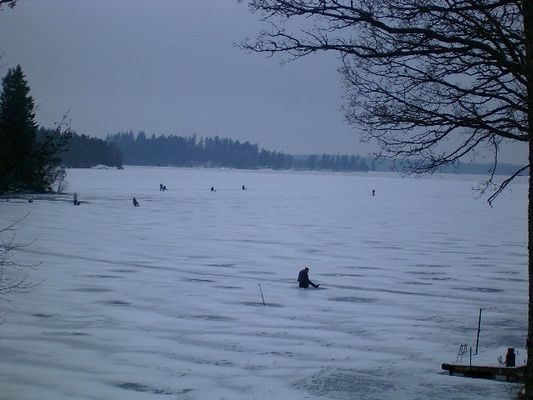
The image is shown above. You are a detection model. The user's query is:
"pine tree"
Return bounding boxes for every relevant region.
[0,65,38,192]
[0,65,68,193]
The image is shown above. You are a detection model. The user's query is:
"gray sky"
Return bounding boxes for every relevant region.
[0,0,527,163]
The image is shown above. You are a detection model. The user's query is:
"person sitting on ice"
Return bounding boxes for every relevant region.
[211,186,216,192]
[132,197,140,207]
[298,267,319,288]
[505,348,516,367]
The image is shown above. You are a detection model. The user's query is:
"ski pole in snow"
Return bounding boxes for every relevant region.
[258,284,266,306]
[474,308,482,355]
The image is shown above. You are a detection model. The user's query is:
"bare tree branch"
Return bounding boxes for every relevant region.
[241,0,527,199]
[0,0,16,9]
[0,211,30,234]
[0,214,39,300]
[242,0,531,395]
[487,164,529,205]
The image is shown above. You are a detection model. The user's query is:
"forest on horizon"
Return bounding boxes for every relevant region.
[54,130,523,177]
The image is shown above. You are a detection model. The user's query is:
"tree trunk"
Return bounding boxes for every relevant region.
[526,0,533,397]
[525,141,533,400]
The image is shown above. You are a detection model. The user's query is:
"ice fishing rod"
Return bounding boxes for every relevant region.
[474,308,482,355]
[258,283,266,306]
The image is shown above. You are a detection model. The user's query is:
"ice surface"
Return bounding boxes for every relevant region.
[0,166,527,400]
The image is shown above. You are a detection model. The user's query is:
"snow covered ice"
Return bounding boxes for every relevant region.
[0,166,527,400]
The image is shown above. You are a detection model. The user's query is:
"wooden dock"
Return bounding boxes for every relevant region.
[441,363,526,383]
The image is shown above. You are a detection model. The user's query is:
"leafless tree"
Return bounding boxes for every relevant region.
[0,0,16,9]
[242,0,532,395]
[0,213,37,306]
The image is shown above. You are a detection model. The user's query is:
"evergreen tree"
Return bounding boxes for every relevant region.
[107,131,369,172]
[0,65,68,192]
[55,130,122,168]
[0,65,38,192]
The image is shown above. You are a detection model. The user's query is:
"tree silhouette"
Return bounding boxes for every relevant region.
[107,132,304,170]
[242,0,532,394]
[50,130,123,168]
[0,214,37,301]
[0,65,38,191]
[0,66,69,193]
[0,0,16,9]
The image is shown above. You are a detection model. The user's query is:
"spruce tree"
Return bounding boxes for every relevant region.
[0,65,68,193]
[0,65,38,192]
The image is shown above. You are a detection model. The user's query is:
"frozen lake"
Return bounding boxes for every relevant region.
[0,166,527,400]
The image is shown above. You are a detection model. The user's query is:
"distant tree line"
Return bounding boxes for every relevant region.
[302,154,369,172]
[108,131,295,169]
[369,157,527,176]
[42,129,123,168]
[107,131,370,172]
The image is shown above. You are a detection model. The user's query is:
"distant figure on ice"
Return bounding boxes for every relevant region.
[242,185,246,190]
[298,267,319,289]
[132,197,140,207]
[211,186,216,192]
[505,348,516,367]
[160,184,163,191]
[372,189,375,196]
[73,192,80,205]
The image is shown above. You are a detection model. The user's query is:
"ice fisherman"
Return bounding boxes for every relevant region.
[505,348,516,367]
[211,186,216,192]
[242,185,246,190]
[298,267,319,289]
[133,197,140,207]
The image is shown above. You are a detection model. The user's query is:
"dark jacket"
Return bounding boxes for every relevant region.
[298,268,314,288]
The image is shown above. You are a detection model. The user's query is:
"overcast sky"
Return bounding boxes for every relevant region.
[0,0,527,163]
